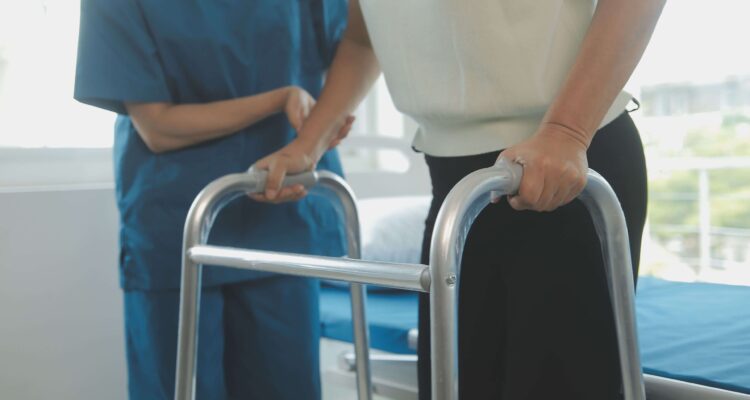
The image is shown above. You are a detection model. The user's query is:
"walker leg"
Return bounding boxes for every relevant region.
[350,283,373,400]
[428,161,646,400]
[318,172,374,400]
[579,171,646,400]
[174,258,202,400]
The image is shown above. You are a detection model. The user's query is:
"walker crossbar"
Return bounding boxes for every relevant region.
[175,160,646,400]
[187,245,430,292]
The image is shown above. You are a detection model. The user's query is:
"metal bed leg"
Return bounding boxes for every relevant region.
[427,158,646,400]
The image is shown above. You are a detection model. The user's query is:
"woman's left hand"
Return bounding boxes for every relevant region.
[498,123,589,212]
[250,138,318,203]
[251,115,355,203]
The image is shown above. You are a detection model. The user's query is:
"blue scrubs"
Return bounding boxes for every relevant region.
[74,0,347,398]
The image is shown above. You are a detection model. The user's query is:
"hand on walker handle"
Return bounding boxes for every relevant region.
[498,122,589,212]
[251,115,355,203]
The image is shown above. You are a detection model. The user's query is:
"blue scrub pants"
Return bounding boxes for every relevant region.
[124,276,321,400]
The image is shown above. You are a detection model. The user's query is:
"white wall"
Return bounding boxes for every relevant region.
[0,186,127,400]
[0,140,428,400]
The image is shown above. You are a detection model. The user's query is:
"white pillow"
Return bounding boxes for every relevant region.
[358,196,431,265]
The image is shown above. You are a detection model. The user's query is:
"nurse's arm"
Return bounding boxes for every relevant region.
[255,0,381,202]
[124,86,310,153]
[500,0,665,212]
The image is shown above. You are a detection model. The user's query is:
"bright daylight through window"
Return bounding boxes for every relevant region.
[0,0,113,148]
[0,0,748,284]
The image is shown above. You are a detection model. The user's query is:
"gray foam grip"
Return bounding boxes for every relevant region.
[246,166,318,193]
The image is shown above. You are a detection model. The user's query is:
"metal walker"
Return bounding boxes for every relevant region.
[174,159,646,400]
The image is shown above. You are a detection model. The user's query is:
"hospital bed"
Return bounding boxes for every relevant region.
[320,139,750,400]
[320,255,750,399]
[173,138,749,400]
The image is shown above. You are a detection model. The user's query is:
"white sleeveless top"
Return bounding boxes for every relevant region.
[360,0,631,156]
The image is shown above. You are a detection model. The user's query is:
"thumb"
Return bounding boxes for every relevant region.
[507,194,526,211]
[286,102,303,132]
[497,147,516,163]
[292,108,304,132]
[264,159,287,201]
[338,116,355,136]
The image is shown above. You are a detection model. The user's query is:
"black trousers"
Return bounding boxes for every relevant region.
[417,113,648,400]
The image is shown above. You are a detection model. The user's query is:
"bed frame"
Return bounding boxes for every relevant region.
[333,135,750,400]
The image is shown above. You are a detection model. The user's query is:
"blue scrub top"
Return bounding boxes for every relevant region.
[74,0,348,290]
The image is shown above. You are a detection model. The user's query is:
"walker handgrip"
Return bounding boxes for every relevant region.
[490,157,524,201]
[246,168,319,194]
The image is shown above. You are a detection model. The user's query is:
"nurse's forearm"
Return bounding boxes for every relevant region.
[297,0,381,159]
[125,87,291,153]
[541,0,665,147]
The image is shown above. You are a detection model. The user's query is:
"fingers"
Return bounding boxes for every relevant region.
[286,92,315,132]
[560,170,587,206]
[249,138,316,203]
[335,115,355,140]
[498,129,589,212]
[288,110,303,132]
[328,139,342,150]
[326,115,356,150]
[506,158,585,212]
[249,185,308,203]
[339,115,355,137]
[296,107,306,131]
[329,116,355,149]
[251,155,307,203]
[263,157,287,200]
[300,97,315,125]
[508,162,543,211]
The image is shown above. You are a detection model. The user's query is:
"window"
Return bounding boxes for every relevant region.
[339,77,417,175]
[2,0,750,287]
[630,0,750,285]
[0,0,114,148]
[349,0,750,286]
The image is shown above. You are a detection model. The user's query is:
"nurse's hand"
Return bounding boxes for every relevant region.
[283,86,355,148]
[498,123,589,212]
[284,86,316,132]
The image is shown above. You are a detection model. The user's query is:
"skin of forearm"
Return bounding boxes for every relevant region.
[297,0,381,159]
[297,37,380,159]
[126,87,289,153]
[543,0,666,147]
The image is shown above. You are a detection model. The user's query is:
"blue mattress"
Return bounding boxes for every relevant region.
[319,277,750,394]
[320,285,418,355]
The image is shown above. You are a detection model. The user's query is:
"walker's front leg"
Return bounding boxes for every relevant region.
[427,159,645,400]
[174,171,317,400]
